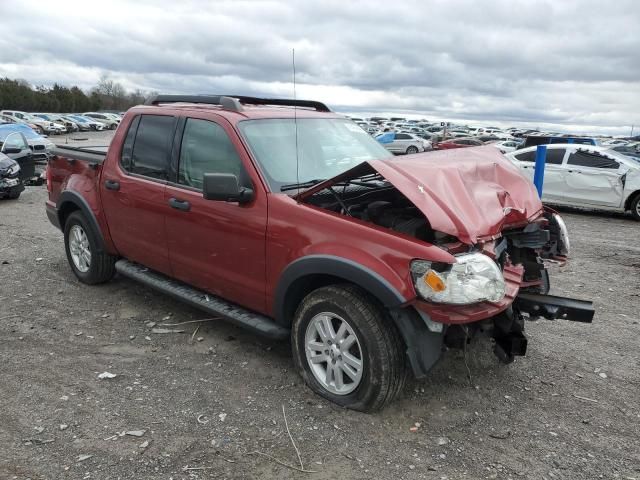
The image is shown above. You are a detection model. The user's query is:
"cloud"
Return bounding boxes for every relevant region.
[0,0,638,134]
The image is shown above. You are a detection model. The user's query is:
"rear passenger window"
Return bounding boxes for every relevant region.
[514,149,564,164]
[545,149,565,164]
[567,150,619,169]
[127,115,176,180]
[177,119,243,190]
[514,151,535,162]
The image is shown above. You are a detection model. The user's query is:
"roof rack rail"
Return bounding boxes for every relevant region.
[144,94,331,112]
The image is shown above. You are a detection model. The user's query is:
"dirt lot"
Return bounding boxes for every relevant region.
[1,143,639,479]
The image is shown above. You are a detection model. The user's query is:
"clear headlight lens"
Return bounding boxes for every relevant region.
[8,163,20,175]
[411,253,506,305]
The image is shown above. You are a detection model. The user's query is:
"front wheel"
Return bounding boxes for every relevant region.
[64,211,116,284]
[291,285,406,412]
[406,145,419,154]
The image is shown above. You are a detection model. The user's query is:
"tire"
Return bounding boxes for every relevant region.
[291,284,406,412]
[63,211,116,284]
[7,190,21,200]
[630,194,640,221]
[406,145,419,154]
[36,126,45,135]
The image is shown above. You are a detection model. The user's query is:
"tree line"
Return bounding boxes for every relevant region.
[0,75,149,113]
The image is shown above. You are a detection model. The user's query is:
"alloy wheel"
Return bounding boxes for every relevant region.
[304,312,364,395]
[69,224,91,273]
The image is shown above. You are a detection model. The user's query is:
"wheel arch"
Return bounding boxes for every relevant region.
[57,191,106,252]
[274,255,407,328]
[624,190,640,211]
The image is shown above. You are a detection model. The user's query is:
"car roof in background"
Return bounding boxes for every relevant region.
[509,143,637,165]
[0,123,44,140]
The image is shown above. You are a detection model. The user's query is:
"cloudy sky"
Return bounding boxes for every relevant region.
[0,0,638,134]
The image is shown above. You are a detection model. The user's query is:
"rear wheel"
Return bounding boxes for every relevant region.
[406,145,419,154]
[630,194,640,221]
[291,285,406,412]
[64,211,116,284]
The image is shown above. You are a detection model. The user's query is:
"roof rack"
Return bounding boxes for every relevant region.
[144,94,331,113]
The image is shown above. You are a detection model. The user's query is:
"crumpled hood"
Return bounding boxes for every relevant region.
[300,146,543,245]
[370,147,543,244]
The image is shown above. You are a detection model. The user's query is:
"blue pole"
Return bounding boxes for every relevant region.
[533,145,547,198]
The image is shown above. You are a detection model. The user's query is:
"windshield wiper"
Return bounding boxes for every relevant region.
[280,179,326,192]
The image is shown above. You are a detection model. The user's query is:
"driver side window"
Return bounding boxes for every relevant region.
[178,119,243,190]
[3,132,28,151]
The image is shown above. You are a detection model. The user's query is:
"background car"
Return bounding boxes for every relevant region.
[62,115,91,131]
[504,144,640,220]
[0,130,37,185]
[433,137,484,150]
[0,124,54,162]
[376,132,430,154]
[0,152,24,199]
[33,113,79,133]
[83,112,119,129]
[0,110,63,135]
[68,115,105,131]
[492,140,522,153]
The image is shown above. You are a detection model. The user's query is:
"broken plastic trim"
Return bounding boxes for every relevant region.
[514,293,594,323]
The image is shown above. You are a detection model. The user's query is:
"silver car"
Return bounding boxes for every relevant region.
[377,132,431,155]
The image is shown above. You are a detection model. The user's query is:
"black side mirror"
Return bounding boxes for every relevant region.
[203,173,254,204]
[3,147,22,155]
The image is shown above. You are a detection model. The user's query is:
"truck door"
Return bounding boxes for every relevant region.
[164,115,268,313]
[100,114,177,275]
[562,149,625,207]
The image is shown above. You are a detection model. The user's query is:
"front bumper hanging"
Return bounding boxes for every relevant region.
[514,293,595,323]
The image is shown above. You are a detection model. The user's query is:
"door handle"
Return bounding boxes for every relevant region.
[168,197,191,212]
[104,179,120,191]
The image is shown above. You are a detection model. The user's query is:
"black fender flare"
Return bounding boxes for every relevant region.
[57,191,106,252]
[273,255,407,326]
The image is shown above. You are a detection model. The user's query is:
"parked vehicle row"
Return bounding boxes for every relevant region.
[350,116,637,160]
[0,110,123,134]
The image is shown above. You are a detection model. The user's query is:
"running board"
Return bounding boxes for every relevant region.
[114,260,289,340]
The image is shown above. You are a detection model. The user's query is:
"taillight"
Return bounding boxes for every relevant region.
[46,163,52,193]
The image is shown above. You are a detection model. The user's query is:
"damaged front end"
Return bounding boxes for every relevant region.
[298,147,594,367]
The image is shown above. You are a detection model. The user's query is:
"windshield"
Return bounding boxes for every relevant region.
[238,118,391,191]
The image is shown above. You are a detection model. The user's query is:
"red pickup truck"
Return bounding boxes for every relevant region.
[46,95,594,411]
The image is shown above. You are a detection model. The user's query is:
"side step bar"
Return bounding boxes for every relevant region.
[115,260,289,340]
[514,293,595,323]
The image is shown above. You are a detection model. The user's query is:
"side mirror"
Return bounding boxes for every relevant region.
[2,147,22,155]
[203,173,254,204]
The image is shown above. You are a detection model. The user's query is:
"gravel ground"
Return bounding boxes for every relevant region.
[1,138,639,479]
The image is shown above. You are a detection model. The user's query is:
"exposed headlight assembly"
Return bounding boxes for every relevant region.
[8,163,20,175]
[411,253,506,305]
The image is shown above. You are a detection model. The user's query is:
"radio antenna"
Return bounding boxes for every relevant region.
[293,48,300,196]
